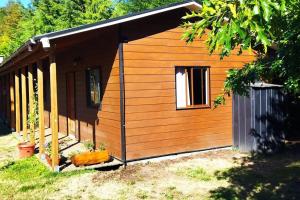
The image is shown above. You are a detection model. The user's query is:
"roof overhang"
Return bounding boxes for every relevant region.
[0,1,201,69]
[35,1,201,41]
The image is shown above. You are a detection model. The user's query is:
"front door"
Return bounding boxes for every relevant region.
[66,72,76,138]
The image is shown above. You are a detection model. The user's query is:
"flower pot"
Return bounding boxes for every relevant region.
[45,154,61,166]
[71,150,110,167]
[17,142,35,158]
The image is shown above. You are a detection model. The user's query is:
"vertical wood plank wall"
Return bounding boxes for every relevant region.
[122,11,256,160]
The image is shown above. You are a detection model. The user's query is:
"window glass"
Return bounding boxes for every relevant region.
[87,68,101,106]
[176,66,209,109]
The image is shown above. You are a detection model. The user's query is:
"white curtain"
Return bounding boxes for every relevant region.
[176,68,191,108]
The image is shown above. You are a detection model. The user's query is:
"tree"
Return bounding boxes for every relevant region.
[182,0,300,106]
[112,0,186,17]
[0,1,27,57]
[82,0,114,24]
[32,0,70,33]
[0,0,117,57]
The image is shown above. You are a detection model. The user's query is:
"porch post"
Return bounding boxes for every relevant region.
[21,67,28,141]
[37,60,45,157]
[10,72,15,131]
[49,53,59,170]
[28,65,35,144]
[15,70,20,133]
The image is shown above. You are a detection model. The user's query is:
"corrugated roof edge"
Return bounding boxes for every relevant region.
[251,82,283,88]
[0,0,201,69]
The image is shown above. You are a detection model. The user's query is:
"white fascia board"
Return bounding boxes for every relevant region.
[46,2,202,40]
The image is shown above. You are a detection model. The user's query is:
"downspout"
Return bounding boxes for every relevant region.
[118,28,127,167]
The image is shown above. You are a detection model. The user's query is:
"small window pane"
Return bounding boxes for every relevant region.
[193,67,207,105]
[87,68,101,106]
[176,66,209,109]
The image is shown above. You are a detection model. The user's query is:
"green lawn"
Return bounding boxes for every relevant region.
[0,129,299,200]
[0,157,93,199]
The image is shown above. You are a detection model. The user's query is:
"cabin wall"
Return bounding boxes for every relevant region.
[122,9,256,160]
[53,27,122,158]
[0,74,10,124]
[42,62,51,129]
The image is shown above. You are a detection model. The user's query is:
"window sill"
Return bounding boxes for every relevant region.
[176,105,211,110]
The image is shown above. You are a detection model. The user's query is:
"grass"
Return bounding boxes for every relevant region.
[0,130,299,200]
[0,157,93,200]
[177,167,213,181]
[209,145,300,200]
[136,190,149,199]
[163,186,183,200]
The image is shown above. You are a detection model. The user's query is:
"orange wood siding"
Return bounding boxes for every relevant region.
[54,27,122,158]
[123,24,255,160]
[0,7,257,161]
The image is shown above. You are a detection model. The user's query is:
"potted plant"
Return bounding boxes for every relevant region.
[18,88,38,158]
[70,141,110,167]
[17,142,35,158]
[44,142,62,166]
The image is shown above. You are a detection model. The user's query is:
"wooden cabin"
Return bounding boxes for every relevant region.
[0,1,255,168]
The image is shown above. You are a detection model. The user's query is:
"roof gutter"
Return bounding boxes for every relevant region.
[0,36,52,71]
[0,39,33,68]
[0,1,202,70]
[34,1,202,41]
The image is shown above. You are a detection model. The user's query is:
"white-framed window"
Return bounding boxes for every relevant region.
[175,66,210,109]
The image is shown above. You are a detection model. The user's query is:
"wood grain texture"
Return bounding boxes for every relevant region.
[37,61,45,156]
[54,26,122,158]
[0,7,256,162]
[21,67,27,141]
[49,53,59,169]
[28,65,35,144]
[14,70,20,133]
[122,9,256,160]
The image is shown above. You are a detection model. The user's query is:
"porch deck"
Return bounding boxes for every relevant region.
[31,128,123,172]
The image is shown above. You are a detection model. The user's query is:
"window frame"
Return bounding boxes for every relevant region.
[175,66,211,110]
[86,66,102,108]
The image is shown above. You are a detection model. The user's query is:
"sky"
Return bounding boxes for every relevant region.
[0,0,31,7]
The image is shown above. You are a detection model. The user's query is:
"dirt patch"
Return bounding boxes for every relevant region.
[1,129,299,200]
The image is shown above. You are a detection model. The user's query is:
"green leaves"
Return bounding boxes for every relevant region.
[0,0,188,58]
[112,0,184,17]
[182,0,300,107]
[228,4,237,18]
[0,0,118,57]
[0,2,26,57]
[253,5,260,15]
[182,0,286,57]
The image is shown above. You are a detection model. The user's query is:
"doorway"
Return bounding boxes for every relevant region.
[66,72,76,138]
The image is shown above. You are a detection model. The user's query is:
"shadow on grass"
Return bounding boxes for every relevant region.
[210,144,300,200]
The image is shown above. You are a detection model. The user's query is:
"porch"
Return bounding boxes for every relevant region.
[0,44,122,170]
[18,127,123,172]
[0,54,63,171]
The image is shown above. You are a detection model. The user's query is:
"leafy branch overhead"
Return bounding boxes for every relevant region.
[182,0,285,57]
[182,0,300,107]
